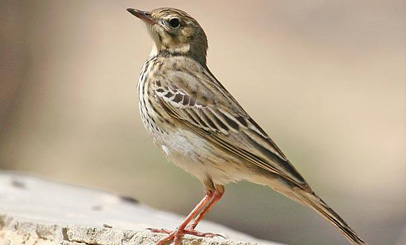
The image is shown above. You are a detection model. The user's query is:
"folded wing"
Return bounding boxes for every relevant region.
[152,60,310,191]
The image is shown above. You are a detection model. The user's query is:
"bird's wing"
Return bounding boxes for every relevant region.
[152,61,309,190]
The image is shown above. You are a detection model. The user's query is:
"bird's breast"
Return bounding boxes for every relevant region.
[137,57,248,186]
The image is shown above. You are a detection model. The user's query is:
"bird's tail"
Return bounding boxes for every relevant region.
[292,187,366,244]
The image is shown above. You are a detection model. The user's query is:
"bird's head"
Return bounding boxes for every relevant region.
[127,8,208,64]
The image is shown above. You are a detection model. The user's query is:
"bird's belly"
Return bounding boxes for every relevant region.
[150,127,247,186]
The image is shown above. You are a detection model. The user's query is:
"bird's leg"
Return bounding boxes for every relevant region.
[186,185,224,231]
[154,190,214,245]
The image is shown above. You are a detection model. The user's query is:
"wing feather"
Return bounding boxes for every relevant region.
[152,60,309,190]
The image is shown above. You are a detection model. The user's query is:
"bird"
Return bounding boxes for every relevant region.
[127,7,366,245]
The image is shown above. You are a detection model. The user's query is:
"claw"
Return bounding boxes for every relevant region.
[147,228,172,234]
[150,227,225,244]
[184,225,225,239]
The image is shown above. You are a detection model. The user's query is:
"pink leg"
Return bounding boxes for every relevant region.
[154,190,214,245]
[187,185,224,230]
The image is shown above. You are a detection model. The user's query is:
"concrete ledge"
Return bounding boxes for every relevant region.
[0,171,280,245]
[0,215,265,244]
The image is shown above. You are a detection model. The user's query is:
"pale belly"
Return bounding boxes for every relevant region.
[148,125,249,187]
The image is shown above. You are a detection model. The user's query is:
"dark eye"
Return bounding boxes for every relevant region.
[169,18,180,29]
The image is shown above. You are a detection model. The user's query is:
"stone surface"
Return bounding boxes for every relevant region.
[0,171,280,245]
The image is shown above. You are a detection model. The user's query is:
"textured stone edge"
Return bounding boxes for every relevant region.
[0,214,263,245]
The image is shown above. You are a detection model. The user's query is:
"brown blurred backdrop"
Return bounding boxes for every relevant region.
[0,1,405,244]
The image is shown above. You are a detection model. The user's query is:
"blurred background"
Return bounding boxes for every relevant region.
[0,0,405,244]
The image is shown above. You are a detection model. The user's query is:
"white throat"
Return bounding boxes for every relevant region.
[146,24,161,57]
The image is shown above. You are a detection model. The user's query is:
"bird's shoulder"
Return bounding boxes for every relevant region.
[151,55,248,119]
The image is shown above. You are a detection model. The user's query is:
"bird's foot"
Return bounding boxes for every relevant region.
[147,227,172,234]
[184,224,225,238]
[148,227,224,245]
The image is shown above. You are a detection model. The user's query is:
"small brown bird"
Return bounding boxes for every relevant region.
[127,7,366,245]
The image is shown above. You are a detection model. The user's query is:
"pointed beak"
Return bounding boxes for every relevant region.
[127,8,154,24]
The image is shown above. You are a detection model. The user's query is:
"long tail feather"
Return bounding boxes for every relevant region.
[294,188,366,244]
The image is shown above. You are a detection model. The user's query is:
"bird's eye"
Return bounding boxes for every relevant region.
[168,18,180,29]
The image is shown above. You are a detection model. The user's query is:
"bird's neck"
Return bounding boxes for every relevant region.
[149,43,159,58]
[152,43,207,65]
